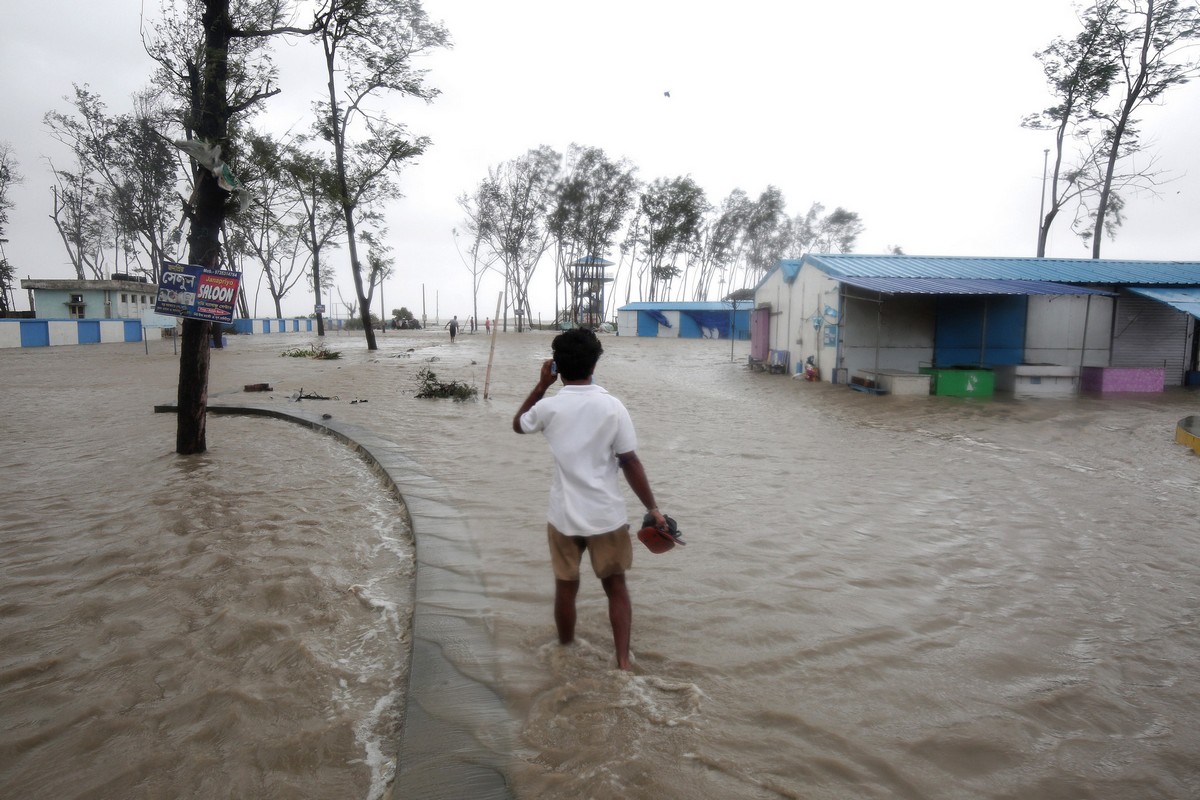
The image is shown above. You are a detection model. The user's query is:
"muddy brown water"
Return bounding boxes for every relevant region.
[2,330,1198,799]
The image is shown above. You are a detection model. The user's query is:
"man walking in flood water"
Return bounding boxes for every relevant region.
[513,328,668,670]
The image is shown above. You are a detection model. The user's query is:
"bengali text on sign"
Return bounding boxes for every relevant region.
[155,262,241,324]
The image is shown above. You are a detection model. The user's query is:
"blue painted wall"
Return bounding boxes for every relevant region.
[934,296,1026,367]
[2,317,315,348]
[21,321,49,347]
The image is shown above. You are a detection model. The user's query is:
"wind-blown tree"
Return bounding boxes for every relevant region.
[630,176,708,302]
[0,256,12,316]
[0,142,20,314]
[46,162,110,280]
[1027,0,1200,257]
[146,0,316,454]
[359,226,394,326]
[0,143,16,237]
[451,216,498,333]
[1086,0,1200,257]
[737,186,789,289]
[336,285,358,322]
[44,87,124,281]
[109,94,185,281]
[282,141,343,336]
[787,203,865,257]
[457,183,499,319]
[227,130,310,318]
[1023,5,1119,256]
[472,146,560,331]
[545,145,638,323]
[44,86,182,282]
[312,0,450,350]
[693,189,750,301]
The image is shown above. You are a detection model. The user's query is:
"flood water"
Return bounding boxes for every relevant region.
[3,329,1199,799]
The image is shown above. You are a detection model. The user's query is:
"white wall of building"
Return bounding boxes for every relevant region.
[659,311,681,338]
[1025,294,1114,367]
[839,294,936,379]
[755,268,789,361]
[49,321,80,346]
[614,309,682,337]
[0,321,21,348]
[100,321,129,342]
[755,263,843,376]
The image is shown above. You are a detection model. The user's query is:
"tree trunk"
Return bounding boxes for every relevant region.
[176,317,212,452]
[176,0,232,454]
[1038,149,1061,258]
[305,192,327,337]
[346,217,377,348]
[313,255,326,337]
[1090,115,1128,260]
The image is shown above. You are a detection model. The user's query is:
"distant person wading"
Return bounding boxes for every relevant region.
[445,315,459,342]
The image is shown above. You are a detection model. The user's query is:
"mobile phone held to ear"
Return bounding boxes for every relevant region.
[550,361,557,375]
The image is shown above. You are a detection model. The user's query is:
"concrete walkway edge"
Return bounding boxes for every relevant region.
[154,403,514,799]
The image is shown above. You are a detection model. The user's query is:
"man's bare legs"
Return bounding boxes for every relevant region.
[601,574,632,670]
[555,575,632,670]
[554,578,580,644]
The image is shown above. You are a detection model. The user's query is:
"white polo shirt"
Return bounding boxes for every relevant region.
[519,384,638,536]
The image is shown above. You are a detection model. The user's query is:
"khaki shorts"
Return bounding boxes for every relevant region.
[547,523,633,581]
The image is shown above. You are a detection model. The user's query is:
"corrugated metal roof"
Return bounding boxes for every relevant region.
[618,301,746,311]
[837,276,1115,296]
[779,260,802,283]
[804,254,1200,284]
[1128,286,1200,319]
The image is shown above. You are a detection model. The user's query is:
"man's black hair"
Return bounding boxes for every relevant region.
[551,328,603,381]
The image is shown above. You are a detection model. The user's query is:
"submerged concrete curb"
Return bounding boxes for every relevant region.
[154,403,514,799]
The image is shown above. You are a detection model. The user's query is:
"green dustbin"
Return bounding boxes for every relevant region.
[919,366,994,398]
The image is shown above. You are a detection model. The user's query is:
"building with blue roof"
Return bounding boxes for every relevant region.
[752,254,1200,393]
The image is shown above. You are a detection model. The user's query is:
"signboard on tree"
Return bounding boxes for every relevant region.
[155,262,241,324]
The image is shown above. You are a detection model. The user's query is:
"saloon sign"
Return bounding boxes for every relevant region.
[155,262,241,324]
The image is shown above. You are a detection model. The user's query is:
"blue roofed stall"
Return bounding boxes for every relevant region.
[753,254,1200,395]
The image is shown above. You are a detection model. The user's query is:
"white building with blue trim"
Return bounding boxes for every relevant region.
[6,277,325,349]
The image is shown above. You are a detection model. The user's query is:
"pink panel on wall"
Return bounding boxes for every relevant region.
[1080,367,1165,393]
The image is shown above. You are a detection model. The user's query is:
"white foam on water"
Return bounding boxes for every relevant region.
[356,689,403,800]
[333,496,414,800]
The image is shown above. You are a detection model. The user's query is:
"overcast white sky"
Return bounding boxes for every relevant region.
[3,0,1198,321]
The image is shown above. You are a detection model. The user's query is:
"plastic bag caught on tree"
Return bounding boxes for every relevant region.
[173,139,252,212]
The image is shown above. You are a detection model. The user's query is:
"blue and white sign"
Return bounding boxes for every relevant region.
[155,263,241,324]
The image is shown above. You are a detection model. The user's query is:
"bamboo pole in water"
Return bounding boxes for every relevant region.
[483,291,503,400]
